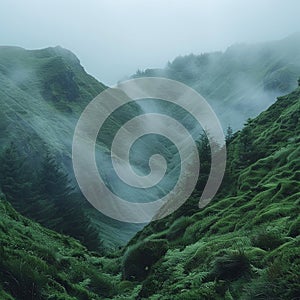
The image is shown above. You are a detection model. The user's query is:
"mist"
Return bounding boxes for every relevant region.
[1,0,300,85]
[131,34,300,130]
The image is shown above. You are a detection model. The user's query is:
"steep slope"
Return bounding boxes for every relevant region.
[0,45,105,161]
[0,56,299,300]
[133,33,300,129]
[118,83,300,299]
[2,36,299,249]
[0,46,140,248]
[0,196,132,299]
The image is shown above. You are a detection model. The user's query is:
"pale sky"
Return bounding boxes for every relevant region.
[1,0,300,85]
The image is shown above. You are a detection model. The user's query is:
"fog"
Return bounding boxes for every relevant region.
[1,0,300,85]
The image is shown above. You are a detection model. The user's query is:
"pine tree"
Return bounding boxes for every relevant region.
[0,142,32,211]
[195,133,211,192]
[37,152,103,252]
[39,152,73,205]
[0,146,103,252]
[225,125,234,144]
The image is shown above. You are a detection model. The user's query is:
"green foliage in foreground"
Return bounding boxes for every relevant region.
[122,239,168,281]
[0,84,299,298]
[0,198,123,299]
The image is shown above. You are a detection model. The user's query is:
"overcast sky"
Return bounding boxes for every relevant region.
[1,0,300,85]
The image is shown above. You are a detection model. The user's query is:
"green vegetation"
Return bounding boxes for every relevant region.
[1,80,297,299]
[0,45,141,248]
[122,239,168,281]
[0,42,299,299]
[111,84,300,299]
[0,198,120,299]
[0,146,102,252]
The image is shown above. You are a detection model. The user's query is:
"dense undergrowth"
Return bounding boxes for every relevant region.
[0,198,125,299]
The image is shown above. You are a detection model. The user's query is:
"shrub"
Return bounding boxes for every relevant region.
[0,288,15,300]
[210,250,251,281]
[288,217,300,237]
[101,258,121,275]
[243,249,300,300]
[251,229,283,251]
[68,261,116,297]
[138,275,161,299]
[184,244,210,272]
[173,282,219,300]
[245,247,266,269]
[0,257,49,299]
[166,216,193,241]
[117,280,137,294]
[122,239,168,281]
[88,272,115,298]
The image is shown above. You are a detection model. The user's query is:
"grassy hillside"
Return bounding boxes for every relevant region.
[0,46,140,248]
[0,196,124,299]
[1,37,299,249]
[1,82,298,299]
[0,42,299,299]
[115,83,300,299]
[0,45,105,158]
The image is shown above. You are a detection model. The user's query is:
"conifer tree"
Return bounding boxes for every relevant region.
[38,152,73,205]
[0,142,32,211]
[196,133,211,192]
[37,152,103,252]
[225,125,234,144]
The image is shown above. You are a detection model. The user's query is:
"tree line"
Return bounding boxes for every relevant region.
[0,142,102,252]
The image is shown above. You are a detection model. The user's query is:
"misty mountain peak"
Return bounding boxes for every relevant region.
[31,45,81,66]
[0,45,106,109]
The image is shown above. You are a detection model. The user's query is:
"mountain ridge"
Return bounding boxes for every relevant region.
[0,36,299,298]
[0,79,299,299]
[120,82,300,299]
[132,33,300,129]
[0,45,141,249]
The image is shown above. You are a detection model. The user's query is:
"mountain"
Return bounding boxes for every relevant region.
[132,33,300,130]
[0,78,299,300]
[0,45,105,174]
[1,35,300,250]
[0,46,141,248]
[117,81,300,299]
